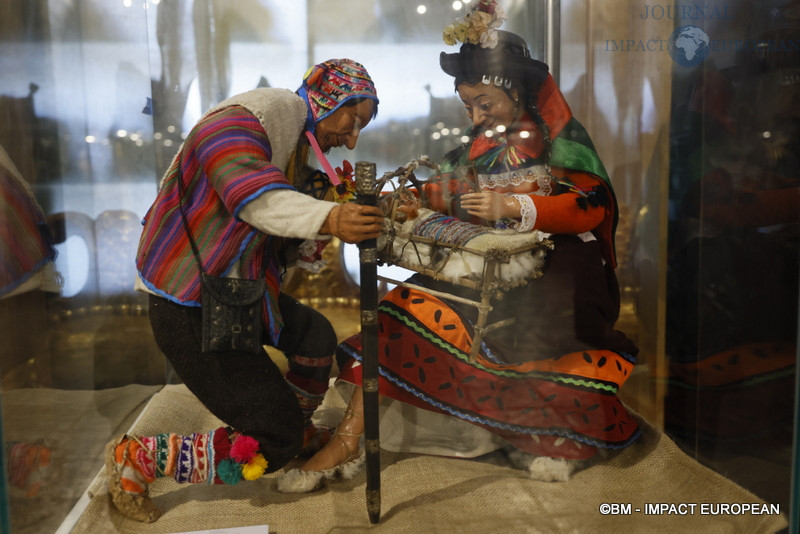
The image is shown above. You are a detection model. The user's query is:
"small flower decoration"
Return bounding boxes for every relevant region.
[443,0,506,49]
[333,159,356,203]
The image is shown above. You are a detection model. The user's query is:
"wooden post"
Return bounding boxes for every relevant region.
[355,160,381,524]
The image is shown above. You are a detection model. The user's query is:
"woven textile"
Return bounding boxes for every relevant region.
[297,58,379,131]
[413,212,489,246]
[136,106,290,341]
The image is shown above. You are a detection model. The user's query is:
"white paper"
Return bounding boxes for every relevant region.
[170,526,268,534]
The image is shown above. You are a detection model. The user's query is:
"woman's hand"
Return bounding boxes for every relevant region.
[320,203,384,243]
[459,191,520,221]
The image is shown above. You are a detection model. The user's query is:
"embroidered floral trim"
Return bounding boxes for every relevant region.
[477,165,553,191]
[514,194,537,232]
[443,0,506,49]
[297,239,327,273]
[298,239,319,257]
[296,259,326,273]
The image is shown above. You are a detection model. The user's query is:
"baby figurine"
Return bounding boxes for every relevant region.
[380,189,420,222]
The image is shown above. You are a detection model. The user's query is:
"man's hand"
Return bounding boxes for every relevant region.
[320,203,384,243]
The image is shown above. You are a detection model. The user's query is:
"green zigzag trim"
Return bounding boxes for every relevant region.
[380,305,618,393]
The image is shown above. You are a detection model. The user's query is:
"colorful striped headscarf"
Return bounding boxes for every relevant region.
[297,58,379,132]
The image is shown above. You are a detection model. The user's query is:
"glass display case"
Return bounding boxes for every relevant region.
[0,1,796,532]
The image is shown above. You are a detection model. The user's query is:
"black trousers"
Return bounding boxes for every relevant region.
[148,292,336,472]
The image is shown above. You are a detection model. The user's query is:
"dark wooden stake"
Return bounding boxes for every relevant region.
[355,160,380,524]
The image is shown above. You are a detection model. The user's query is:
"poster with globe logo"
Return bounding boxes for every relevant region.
[667,25,711,66]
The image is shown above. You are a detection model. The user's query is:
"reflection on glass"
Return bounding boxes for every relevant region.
[664,1,799,515]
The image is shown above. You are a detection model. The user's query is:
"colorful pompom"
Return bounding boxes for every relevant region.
[304,65,325,88]
[241,454,268,481]
[230,435,260,463]
[217,458,243,485]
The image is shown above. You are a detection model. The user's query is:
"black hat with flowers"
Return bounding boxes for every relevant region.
[439,1,548,87]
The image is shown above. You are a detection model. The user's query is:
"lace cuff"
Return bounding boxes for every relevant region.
[513,194,537,232]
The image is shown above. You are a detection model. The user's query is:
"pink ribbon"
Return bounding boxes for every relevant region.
[305,131,342,187]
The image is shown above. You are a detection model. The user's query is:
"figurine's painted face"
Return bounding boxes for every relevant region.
[457,81,519,133]
[314,99,375,152]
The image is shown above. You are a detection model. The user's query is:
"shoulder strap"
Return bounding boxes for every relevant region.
[174,163,267,279]
[175,166,206,275]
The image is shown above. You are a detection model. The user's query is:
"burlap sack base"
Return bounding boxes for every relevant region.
[69,385,788,534]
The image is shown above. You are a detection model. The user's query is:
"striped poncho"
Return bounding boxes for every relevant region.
[136,90,307,342]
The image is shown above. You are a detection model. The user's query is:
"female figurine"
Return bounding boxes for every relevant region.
[280,15,639,493]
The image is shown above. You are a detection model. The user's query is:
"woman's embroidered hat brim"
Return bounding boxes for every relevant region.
[440,30,549,86]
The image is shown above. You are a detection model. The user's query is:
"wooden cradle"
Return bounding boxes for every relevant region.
[374,158,554,360]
